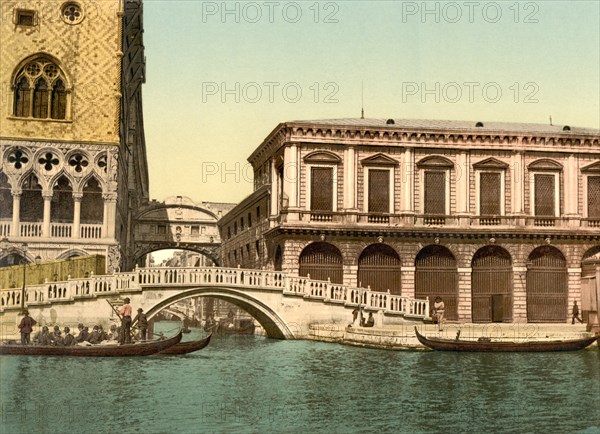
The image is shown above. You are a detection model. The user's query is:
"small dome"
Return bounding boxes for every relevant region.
[386,119,395,125]
[475,122,484,127]
[563,125,571,131]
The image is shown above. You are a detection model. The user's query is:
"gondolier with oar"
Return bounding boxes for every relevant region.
[118,297,133,344]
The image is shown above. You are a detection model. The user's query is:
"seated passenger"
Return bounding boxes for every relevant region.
[76,324,89,343]
[53,330,65,346]
[35,326,53,345]
[63,327,76,346]
[87,326,102,344]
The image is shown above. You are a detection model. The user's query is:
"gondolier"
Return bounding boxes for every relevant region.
[118,297,133,344]
[17,310,36,345]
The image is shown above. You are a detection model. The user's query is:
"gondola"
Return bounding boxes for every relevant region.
[0,331,182,357]
[414,327,599,352]
[157,333,212,355]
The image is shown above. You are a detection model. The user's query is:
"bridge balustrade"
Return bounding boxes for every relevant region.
[0,266,430,320]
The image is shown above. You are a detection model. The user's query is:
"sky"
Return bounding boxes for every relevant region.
[141,0,600,205]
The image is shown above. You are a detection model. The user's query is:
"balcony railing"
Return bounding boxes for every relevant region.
[275,212,597,230]
[0,220,103,239]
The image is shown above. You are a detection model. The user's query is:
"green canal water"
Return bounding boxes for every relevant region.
[1,328,599,434]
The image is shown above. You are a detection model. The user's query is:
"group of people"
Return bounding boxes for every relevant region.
[17,297,149,346]
[347,296,446,331]
[349,307,375,328]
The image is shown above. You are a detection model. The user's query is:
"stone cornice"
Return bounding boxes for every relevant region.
[247,122,599,169]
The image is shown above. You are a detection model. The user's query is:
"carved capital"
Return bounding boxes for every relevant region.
[72,192,84,201]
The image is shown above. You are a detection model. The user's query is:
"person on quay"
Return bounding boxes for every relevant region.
[18,310,37,345]
[572,301,584,324]
[349,307,360,327]
[63,327,76,346]
[133,308,148,340]
[118,297,133,344]
[433,297,445,331]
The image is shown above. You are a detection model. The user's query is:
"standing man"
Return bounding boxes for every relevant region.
[18,310,36,345]
[433,297,445,332]
[572,301,584,324]
[118,297,133,344]
[133,308,148,340]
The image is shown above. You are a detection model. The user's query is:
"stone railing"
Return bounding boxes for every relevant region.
[0,221,10,237]
[0,266,430,319]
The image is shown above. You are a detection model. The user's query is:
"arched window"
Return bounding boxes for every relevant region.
[526,246,567,322]
[20,174,43,222]
[0,171,12,221]
[51,176,74,223]
[415,245,458,320]
[32,78,49,118]
[471,246,512,323]
[358,244,401,294]
[12,57,69,120]
[81,177,103,224]
[274,245,283,271]
[299,242,343,283]
[14,76,30,117]
[51,79,67,119]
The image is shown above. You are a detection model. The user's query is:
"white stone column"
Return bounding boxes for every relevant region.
[283,144,298,209]
[564,154,579,226]
[511,150,525,215]
[72,193,82,239]
[103,193,117,239]
[270,158,279,217]
[42,192,52,237]
[11,191,21,237]
[456,151,469,214]
[343,145,356,210]
[402,147,415,211]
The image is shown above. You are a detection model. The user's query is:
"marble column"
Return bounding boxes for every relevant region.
[11,190,21,237]
[72,193,83,238]
[42,191,52,237]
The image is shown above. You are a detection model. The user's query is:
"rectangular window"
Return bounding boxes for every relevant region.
[247,212,252,228]
[16,10,35,26]
[424,171,446,215]
[191,226,199,236]
[368,169,390,213]
[310,167,333,211]
[256,206,260,219]
[157,225,167,235]
[240,217,244,230]
[480,172,501,215]
[534,174,555,216]
[588,176,600,218]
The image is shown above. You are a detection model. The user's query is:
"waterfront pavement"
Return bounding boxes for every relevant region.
[307,321,598,350]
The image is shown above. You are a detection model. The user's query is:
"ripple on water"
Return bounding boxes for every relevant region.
[1,335,598,434]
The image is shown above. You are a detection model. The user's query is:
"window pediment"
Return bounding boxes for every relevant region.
[416,156,454,169]
[361,153,398,166]
[473,157,508,170]
[528,159,562,171]
[304,151,341,164]
[581,161,600,173]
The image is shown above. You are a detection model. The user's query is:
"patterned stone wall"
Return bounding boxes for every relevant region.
[1,0,122,144]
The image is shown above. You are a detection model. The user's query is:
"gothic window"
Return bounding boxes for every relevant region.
[81,177,103,224]
[51,176,74,223]
[310,167,333,211]
[0,171,12,220]
[12,57,69,120]
[20,174,43,222]
[14,76,30,117]
[61,2,84,24]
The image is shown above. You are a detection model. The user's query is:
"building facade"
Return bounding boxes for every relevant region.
[0,0,149,271]
[219,118,600,323]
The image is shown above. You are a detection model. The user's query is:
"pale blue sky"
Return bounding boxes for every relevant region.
[142,0,600,203]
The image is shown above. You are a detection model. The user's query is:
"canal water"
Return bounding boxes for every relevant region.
[1,326,599,434]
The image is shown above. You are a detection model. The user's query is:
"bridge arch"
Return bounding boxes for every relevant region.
[144,287,296,339]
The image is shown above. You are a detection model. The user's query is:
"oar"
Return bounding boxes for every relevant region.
[106,299,122,320]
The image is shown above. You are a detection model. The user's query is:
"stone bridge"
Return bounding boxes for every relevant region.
[0,267,430,339]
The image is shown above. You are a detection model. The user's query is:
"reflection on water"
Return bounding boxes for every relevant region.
[1,332,599,434]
